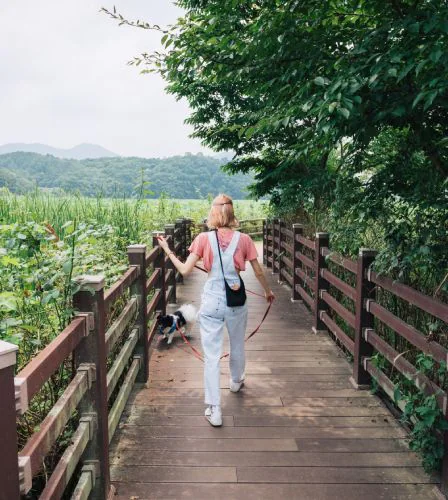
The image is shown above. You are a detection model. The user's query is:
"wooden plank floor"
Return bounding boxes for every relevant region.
[110,246,440,499]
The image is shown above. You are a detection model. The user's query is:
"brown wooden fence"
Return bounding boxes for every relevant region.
[264,217,448,492]
[0,218,193,500]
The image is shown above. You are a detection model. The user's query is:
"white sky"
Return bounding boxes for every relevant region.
[0,1,212,157]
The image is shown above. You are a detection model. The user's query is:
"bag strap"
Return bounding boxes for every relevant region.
[214,230,227,282]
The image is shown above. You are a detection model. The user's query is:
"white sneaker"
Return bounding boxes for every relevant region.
[229,378,245,393]
[205,405,222,426]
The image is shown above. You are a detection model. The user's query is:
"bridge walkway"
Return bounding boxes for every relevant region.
[109,252,439,499]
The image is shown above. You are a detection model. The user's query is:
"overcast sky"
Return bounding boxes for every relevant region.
[0,1,212,157]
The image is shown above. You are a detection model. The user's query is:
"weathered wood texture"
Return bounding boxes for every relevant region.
[110,244,439,500]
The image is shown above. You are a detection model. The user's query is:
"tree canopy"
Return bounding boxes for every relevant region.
[104,0,448,283]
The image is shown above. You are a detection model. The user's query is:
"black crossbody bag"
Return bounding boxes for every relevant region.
[215,230,247,307]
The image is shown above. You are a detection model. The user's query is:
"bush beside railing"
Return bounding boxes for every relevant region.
[264,217,448,492]
[0,218,193,500]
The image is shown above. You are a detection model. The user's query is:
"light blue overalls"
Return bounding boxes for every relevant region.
[199,231,248,407]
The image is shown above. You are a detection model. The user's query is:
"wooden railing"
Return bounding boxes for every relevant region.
[0,218,192,500]
[264,217,448,492]
[192,218,264,238]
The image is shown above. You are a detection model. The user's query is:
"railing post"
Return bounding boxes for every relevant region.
[127,245,149,383]
[292,223,304,302]
[184,218,192,249]
[265,219,272,269]
[152,232,166,316]
[0,341,20,500]
[278,219,285,283]
[164,224,177,304]
[73,275,112,500]
[272,218,279,274]
[175,219,184,283]
[312,232,330,334]
[262,219,267,266]
[442,422,448,494]
[350,249,377,389]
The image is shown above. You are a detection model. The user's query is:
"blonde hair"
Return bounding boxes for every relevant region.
[206,194,239,229]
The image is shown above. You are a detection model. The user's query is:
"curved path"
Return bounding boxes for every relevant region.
[110,250,440,499]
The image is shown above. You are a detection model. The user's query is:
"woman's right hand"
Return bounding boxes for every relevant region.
[265,290,275,303]
[156,235,170,254]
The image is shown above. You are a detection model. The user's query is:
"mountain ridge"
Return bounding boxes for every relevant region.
[0,151,252,199]
[0,142,118,160]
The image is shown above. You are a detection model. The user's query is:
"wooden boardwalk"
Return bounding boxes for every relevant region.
[110,250,440,499]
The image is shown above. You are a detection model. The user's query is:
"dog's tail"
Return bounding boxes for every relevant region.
[178,304,198,323]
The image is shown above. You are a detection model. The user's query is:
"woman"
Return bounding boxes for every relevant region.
[156,194,275,426]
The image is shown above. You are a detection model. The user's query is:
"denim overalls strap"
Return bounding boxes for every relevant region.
[205,231,241,290]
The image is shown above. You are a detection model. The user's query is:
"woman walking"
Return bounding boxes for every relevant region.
[156,194,274,426]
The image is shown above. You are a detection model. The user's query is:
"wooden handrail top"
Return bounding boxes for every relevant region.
[104,266,139,310]
[15,316,88,411]
[369,270,448,324]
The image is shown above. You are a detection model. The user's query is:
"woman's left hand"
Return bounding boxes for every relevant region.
[156,235,170,253]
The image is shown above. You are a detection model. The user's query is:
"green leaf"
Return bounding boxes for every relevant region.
[314,77,326,86]
[412,91,426,108]
[387,68,397,78]
[423,90,438,111]
[0,292,17,312]
[337,107,350,119]
[393,386,402,403]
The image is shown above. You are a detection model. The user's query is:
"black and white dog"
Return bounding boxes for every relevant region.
[156,304,197,345]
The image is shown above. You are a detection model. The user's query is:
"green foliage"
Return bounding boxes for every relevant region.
[0,191,266,361]
[372,352,448,473]
[1,191,265,493]
[0,151,254,199]
[105,0,448,295]
[113,0,448,203]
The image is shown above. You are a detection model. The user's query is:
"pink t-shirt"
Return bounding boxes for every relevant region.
[189,230,258,272]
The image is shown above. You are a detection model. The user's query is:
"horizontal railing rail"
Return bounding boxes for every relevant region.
[1,218,193,499]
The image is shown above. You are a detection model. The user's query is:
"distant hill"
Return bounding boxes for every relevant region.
[0,143,118,160]
[0,152,253,199]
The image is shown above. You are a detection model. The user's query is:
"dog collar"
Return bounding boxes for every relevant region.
[159,323,177,335]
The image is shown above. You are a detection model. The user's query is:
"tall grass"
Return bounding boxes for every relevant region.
[0,188,267,244]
